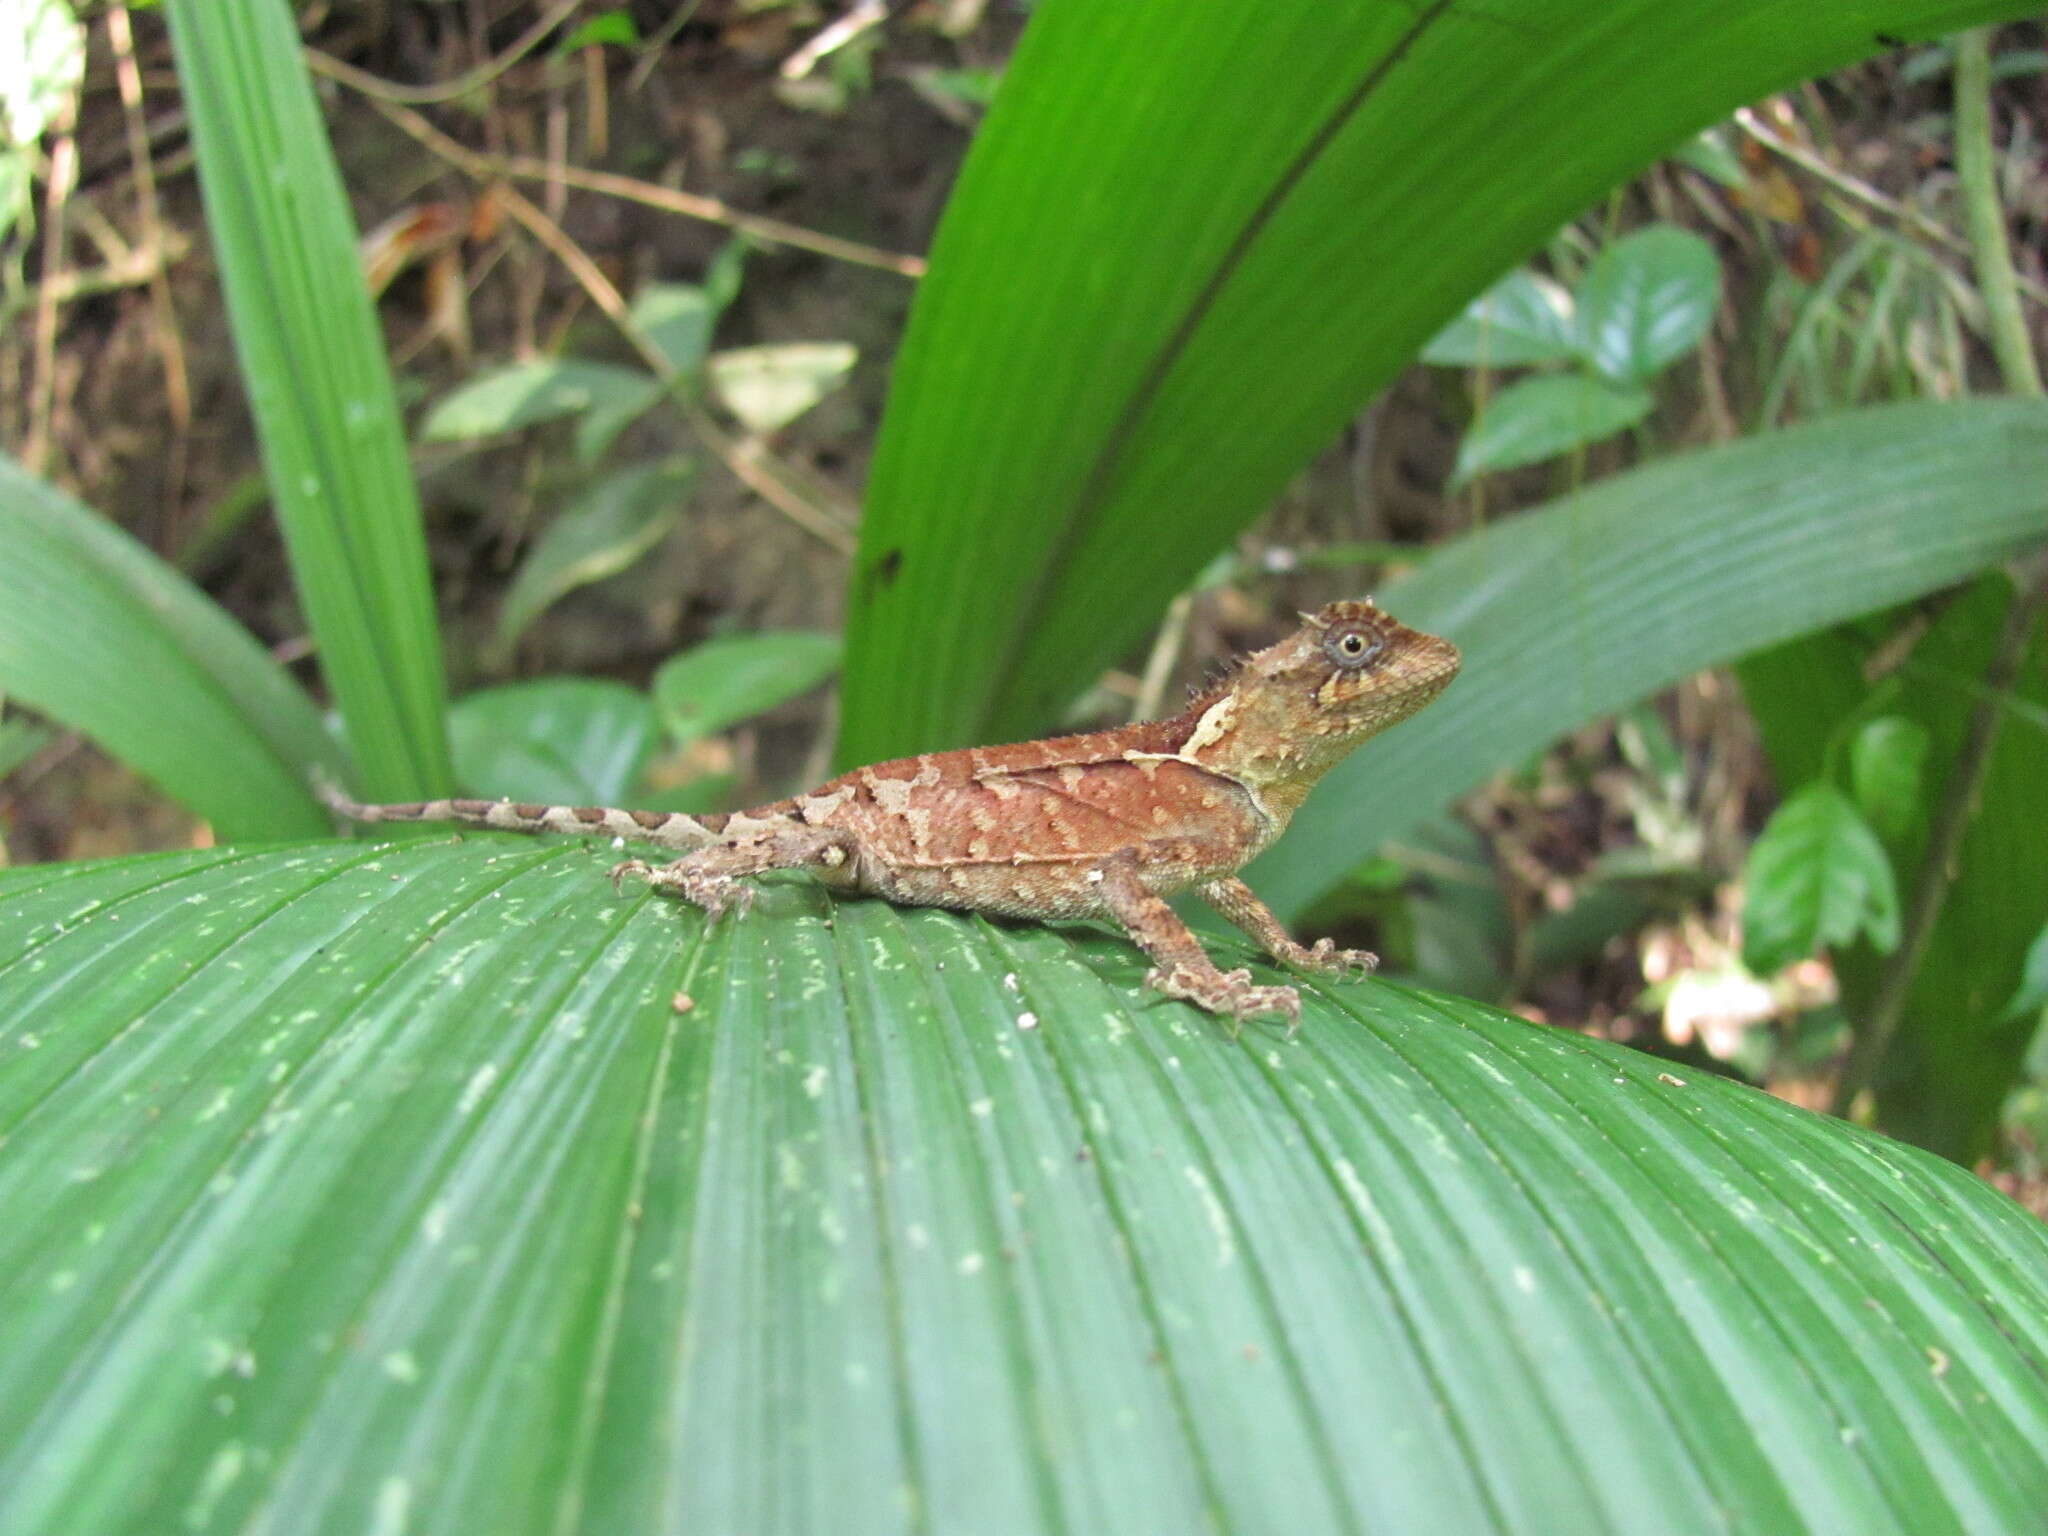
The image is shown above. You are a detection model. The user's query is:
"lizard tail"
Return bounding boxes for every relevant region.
[315,774,716,853]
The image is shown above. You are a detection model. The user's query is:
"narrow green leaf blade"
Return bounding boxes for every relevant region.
[0,456,336,838]
[1248,398,2048,918]
[163,0,452,799]
[2,840,2045,1533]
[840,0,2044,761]
[1450,373,1653,485]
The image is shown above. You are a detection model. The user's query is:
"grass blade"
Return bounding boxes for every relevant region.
[838,0,2045,763]
[0,456,336,838]
[163,0,452,799]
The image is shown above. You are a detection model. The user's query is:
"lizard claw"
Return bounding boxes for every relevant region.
[1290,937,1378,980]
[1144,964,1302,1034]
[609,858,654,893]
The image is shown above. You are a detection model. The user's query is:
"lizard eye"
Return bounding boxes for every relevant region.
[1325,627,1382,669]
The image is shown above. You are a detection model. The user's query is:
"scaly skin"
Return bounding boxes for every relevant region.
[321,599,1460,1028]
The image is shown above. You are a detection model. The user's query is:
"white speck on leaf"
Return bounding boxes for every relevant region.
[183,1441,246,1530]
[371,1477,412,1536]
[457,1062,498,1115]
[1185,1165,1235,1267]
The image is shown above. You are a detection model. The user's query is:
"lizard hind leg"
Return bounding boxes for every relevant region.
[1093,854,1301,1033]
[613,819,857,920]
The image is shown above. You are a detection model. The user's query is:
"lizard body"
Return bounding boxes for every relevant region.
[322,599,1458,1026]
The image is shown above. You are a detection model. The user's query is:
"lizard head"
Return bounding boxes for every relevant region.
[1175,599,1460,814]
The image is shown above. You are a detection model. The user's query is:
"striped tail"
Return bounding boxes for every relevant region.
[315,778,716,853]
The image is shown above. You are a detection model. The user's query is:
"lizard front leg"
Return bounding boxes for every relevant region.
[1198,876,1378,982]
[614,819,857,918]
[1094,854,1301,1031]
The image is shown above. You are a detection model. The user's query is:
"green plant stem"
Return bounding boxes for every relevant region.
[1832,27,2048,1116]
[1952,28,2045,396]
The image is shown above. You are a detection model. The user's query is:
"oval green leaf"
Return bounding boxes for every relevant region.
[1450,373,1653,485]
[421,360,665,444]
[1574,224,1722,384]
[494,459,696,654]
[1742,782,1900,976]
[449,678,658,806]
[652,631,842,746]
[707,343,858,435]
[1422,269,1581,368]
[1849,715,1931,840]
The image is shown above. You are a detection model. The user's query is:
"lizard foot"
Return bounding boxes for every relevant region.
[1279,938,1379,980]
[609,860,755,919]
[1145,965,1302,1036]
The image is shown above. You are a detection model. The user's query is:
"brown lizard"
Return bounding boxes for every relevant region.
[320,599,1458,1026]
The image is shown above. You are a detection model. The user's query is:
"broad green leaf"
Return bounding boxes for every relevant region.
[1449,373,1653,485]
[164,0,452,800]
[2,841,2047,1533]
[1248,398,2048,920]
[707,342,857,434]
[420,360,663,443]
[1741,783,1899,976]
[449,679,658,806]
[2003,921,2048,1026]
[494,459,696,653]
[0,456,336,838]
[839,0,2044,762]
[1849,715,1930,839]
[1741,576,2048,1160]
[628,283,717,378]
[653,630,841,746]
[0,0,85,144]
[1421,270,1580,368]
[1574,225,1721,385]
